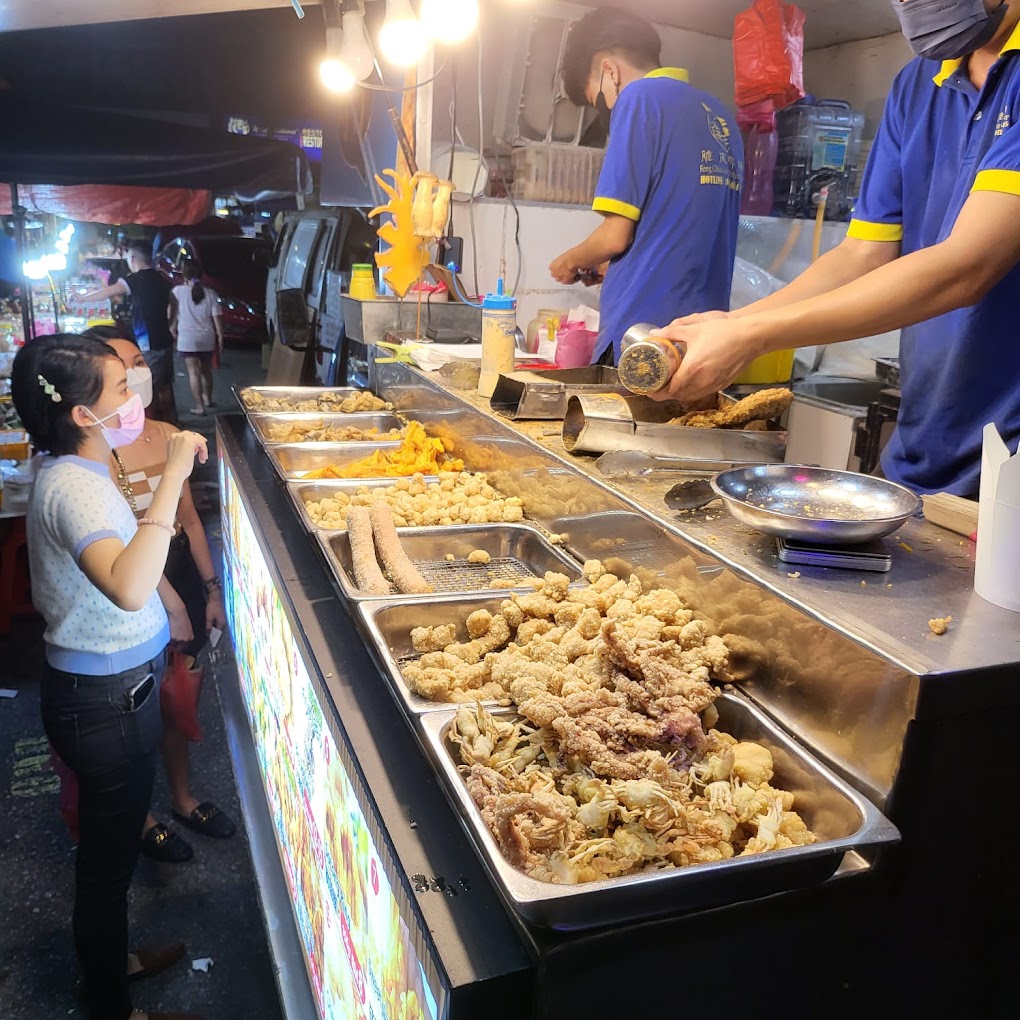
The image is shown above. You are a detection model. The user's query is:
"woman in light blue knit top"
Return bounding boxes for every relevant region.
[12,334,207,1020]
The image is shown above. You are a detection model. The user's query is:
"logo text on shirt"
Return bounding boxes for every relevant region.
[700,104,741,192]
[995,108,1011,137]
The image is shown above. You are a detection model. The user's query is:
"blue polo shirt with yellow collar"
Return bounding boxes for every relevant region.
[593,68,743,363]
[849,25,1020,496]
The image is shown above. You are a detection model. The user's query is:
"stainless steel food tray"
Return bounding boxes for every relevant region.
[286,478,452,532]
[357,594,515,714]
[266,441,404,480]
[234,385,391,415]
[489,366,628,420]
[247,412,406,447]
[421,693,899,929]
[562,392,787,466]
[316,523,584,602]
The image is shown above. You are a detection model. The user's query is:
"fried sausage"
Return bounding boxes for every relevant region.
[347,506,391,596]
[369,503,434,594]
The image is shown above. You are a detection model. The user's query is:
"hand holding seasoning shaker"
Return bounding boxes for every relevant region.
[477,281,518,397]
[617,323,686,394]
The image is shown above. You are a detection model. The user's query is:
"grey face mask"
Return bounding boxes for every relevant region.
[893,0,1008,61]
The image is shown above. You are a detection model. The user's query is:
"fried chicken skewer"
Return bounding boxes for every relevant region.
[369,503,434,594]
[347,506,392,596]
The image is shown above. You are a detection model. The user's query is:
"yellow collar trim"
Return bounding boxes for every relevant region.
[645,67,690,84]
[933,18,1020,86]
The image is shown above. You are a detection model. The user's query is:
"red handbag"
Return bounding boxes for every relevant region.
[160,650,204,742]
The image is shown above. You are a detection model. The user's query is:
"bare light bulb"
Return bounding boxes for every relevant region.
[320,25,355,92]
[338,10,376,82]
[379,0,427,67]
[420,0,479,45]
[320,58,355,92]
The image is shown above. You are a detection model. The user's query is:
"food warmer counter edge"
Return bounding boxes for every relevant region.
[216,383,1020,1019]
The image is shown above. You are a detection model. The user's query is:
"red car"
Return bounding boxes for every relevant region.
[158,234,271,344]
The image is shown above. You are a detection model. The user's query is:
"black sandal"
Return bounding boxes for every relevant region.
[172,802,237,840]
[141,822,194,863]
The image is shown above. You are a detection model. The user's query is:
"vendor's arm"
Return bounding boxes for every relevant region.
[79,278,130,303]
[550,85,652,285]
[680,72,909,328]
[550,216,635,283]
[654,188,1020,401]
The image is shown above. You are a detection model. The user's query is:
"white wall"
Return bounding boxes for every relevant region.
[658,24,734,105]
[803,33,913,138]
[431,3,738,159]
[456,199,602,326]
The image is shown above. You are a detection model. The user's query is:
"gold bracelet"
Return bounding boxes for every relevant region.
[138,517,175,535]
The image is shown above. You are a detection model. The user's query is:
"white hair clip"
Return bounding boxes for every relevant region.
[37,374,62,402]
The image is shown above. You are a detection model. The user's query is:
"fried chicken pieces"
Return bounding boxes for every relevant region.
[404,562,815,884]
[241,388,392,413]
[265,419,403,443]
[670,387,793,429]
[303,471,524,530]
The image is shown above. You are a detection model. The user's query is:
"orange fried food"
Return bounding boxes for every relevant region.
[671,387,793,429]
[303,421,464,479]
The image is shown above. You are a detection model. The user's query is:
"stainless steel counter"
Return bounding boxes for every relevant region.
[414,367,1017,677]
[360,359,1020,810]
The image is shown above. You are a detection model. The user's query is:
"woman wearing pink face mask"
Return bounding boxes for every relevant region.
[11,334,206,1020]
[99,335,235,865]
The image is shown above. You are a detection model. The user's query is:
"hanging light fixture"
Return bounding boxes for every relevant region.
[379,0,427,67]
[420,0,479,45]
[320,24,355,92]
[320,6,375,93]
[339,9,376,82]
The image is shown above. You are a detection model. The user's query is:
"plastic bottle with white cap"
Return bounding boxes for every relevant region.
[477,280,518,397]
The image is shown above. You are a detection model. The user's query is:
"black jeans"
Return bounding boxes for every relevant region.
[41,651,166,1020]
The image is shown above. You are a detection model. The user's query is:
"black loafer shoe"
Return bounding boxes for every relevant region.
[172,802,237,840]
[141,823,194,863]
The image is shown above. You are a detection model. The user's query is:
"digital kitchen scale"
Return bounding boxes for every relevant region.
[776,537,893,573]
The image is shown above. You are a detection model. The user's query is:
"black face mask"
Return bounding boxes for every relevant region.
[893,0,1008,61]
[594,70,613,131]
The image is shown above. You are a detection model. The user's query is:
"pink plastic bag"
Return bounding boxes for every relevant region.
[555,325,598,368]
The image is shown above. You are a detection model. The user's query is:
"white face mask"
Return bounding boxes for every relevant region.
[125,365,153,408]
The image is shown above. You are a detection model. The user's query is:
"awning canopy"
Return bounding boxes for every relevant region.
[0,99,313,199]
[0,184,211,226]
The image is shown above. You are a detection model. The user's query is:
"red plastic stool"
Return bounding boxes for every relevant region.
[0,517,38,635]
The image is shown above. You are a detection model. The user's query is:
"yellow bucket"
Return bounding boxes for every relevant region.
[734,348,795,385]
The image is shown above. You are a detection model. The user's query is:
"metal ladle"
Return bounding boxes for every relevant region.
[663,478,719,511]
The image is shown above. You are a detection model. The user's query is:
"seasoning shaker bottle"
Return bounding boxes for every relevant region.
[477,280,518,398]
[617,323,685,394]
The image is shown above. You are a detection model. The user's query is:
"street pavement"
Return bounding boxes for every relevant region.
[0,345,285,1019]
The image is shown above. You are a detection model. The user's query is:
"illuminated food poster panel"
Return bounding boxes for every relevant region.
[220,452,443,1020]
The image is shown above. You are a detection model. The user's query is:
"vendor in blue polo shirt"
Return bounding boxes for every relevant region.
[654,0,1020,498]
[549,8,742,365]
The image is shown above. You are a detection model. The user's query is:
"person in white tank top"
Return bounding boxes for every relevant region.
[169,261,224,416]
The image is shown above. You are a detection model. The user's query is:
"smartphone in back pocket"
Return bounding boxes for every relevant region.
[124,673,155,712]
